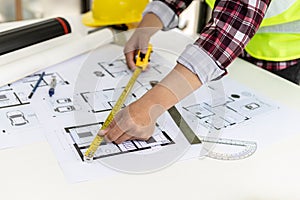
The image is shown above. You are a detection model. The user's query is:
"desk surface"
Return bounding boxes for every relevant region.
[1,19,300,200]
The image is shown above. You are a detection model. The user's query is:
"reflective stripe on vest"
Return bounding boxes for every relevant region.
[205,0,300,61]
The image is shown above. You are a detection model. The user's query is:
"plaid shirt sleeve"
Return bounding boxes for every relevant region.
[144,0,270,83]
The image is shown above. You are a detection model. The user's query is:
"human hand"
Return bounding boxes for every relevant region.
[124,28,152,70]
[99,62,203,144]
[124,13,163,70]
[98,100,163,144]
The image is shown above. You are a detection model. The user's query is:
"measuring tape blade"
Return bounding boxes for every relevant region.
[84,45,152,161]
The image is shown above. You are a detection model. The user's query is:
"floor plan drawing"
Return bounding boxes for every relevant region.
[0,85,11,92]
[45,96,82,116]
[183,90,277,130]
[80,88,130,113]
[18,72,69,87]
[64,122,174,161]
[79,85,150,113]
[99,59,130,78]
[0,70,71,149]
[0,90,29,109]
[2,42,299,183]
[0,105,40,134]
[98,58,169,80]
[6,110,29,126]
[0,104,45,149]
[0,72,70,110]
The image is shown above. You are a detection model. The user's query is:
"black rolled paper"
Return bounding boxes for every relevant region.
[0,17,71,56]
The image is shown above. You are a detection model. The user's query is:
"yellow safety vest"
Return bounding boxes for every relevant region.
[205,0,300,61]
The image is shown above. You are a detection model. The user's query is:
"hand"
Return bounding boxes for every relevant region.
[99,63,202,144]
[123,13,163,70]
[124,28,152,70]
[99,101,161,144]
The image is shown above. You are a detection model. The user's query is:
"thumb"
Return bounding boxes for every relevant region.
[98,128,109,136]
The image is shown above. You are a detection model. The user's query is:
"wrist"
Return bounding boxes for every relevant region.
[133,96,166,122]
[135,63,202,119]
[138,13,163,29]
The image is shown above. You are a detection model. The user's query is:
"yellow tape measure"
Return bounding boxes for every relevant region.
[84,44,153,161]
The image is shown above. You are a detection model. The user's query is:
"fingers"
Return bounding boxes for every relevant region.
[131,135,151,141]
[98,128,109,137]
[103,120,124,143]
[99,120,132,144]
[99,124,152,144]
[124,30,151,71]
[114,133,133,144]
[97,102,156,145]
[125,51,137,70]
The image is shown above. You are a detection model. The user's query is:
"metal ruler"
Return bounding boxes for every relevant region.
[84,44,153,161]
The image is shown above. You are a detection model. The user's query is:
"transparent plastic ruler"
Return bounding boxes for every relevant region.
[165,100,257,160]
[199,136,257,160]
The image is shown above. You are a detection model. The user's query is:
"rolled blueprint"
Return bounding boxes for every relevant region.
[0,27,114,87]
[0,17,71,56]
[0,16,86,66]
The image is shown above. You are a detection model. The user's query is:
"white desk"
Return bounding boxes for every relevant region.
[1,19,300,200]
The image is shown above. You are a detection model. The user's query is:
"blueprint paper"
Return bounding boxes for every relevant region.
[36,44,194,182]
[43,43,300,181]
[1,39,300,182]
[178,76,300,160]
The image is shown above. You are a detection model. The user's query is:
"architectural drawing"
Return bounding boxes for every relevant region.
[18,72,69,87]
[80,88,129,113]
[183,92,277,130]
[0,90,29,109]
[0,71,70,148]
[2,42,298,183]
[65,122,174,161]
[98,59,168,79]
[0,72,69,110]
[48,97,81,114]
[6,110,29,126]
[0,106,40,134]
[80,86,149,113]
[99,59,130,78]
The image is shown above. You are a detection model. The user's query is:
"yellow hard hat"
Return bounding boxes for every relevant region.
[82,0,149,27]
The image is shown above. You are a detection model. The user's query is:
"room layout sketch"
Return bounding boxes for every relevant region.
[183,94,277,130]
[43,72,69,85]
[0,85,11,92]
[54,98,78,113]
[0,106,40,134]
[19,73,48,87]
[12,72,69,89]
[65,122,174,161]
[98,59,166,79]
[0,72,70,110]
[80,88,135,113]
[98,59,130,78]
[0,90,29,109]
[6,110,29,126]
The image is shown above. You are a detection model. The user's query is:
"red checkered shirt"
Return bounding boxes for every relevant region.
[156,0,300,72]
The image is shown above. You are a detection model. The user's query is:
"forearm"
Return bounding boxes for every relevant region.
[137,63,202,119]
[138,13,163,29]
